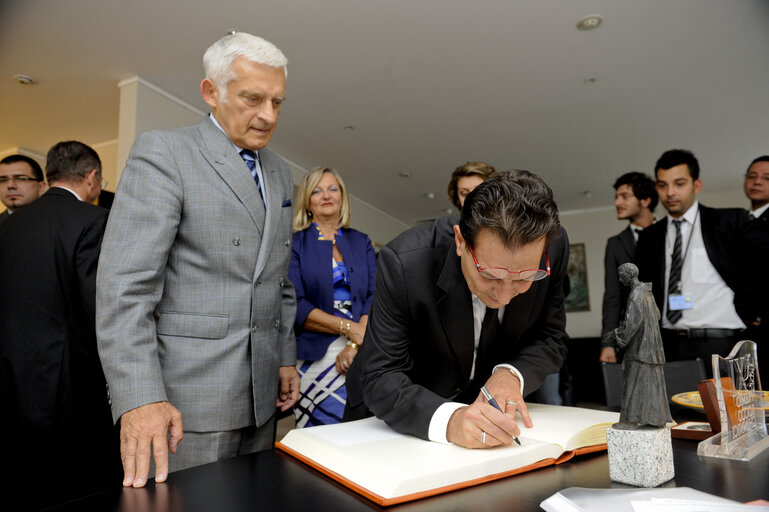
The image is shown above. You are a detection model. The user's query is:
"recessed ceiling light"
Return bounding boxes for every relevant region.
[13,74,37,85]
[576,14,602,31]
[426,192,435,200]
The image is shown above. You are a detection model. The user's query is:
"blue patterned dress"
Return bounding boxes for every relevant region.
[294,226,353,427]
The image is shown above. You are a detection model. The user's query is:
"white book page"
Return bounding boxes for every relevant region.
[521,404,619,450]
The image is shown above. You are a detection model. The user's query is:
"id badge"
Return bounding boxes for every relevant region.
[669,294,694,311]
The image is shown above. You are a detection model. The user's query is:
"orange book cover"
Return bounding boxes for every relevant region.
[276,404,618,506]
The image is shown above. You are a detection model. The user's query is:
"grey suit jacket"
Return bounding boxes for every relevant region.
[96,117,297,432]
[601,226,636,339]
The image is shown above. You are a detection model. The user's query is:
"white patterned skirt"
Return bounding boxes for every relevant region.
[294,335,348,428]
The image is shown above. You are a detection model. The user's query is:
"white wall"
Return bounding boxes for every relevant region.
[561,182,749,339]
[114,77,410,244]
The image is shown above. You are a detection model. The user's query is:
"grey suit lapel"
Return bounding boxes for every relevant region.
[197,118,266,235]
[253,148,283,278]
[436,247,475,381]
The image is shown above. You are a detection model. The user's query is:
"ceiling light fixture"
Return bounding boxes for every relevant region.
[576,14,603,31]
[13,74,37,85]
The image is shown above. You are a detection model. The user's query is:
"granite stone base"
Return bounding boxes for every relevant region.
[607,425,674,487]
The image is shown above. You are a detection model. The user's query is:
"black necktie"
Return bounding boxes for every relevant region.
[666,219,683,324]
[475,307,500,380]
[240,149,264,204]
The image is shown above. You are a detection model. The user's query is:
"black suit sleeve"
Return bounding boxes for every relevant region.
[76,210,108,324]
[502,229,569,393]
[356,245,448,440]
[601,237,622,340]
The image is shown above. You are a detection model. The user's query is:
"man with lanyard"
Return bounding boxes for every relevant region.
[635,149,749,366]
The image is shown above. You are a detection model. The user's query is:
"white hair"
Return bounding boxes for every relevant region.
[203,32,288,102]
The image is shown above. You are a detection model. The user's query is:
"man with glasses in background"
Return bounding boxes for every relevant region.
[345,171,569,449]
[741,155,769,371]
[0,154,46,226]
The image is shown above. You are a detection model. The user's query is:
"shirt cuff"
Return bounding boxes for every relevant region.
[427,402,465,444]
[493,364,525,397]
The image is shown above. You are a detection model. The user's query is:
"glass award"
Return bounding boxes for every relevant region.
[697,340,769,461]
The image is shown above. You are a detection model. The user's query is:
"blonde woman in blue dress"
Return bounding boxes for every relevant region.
[289,167,377,427]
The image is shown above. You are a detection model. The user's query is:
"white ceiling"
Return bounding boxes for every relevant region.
[2,0,768,224]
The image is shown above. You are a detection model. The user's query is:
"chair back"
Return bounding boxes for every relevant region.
[663,358,707,400]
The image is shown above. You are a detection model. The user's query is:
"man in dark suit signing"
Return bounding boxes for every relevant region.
[599,172,657,363]
[346,171,568,449]
[0,141,120,509]
[635,149,750,364]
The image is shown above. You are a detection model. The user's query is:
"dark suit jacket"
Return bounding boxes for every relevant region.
[743,207,769,335]
[0,210,9,226]
[346,216,569,440]
[0,187,120,507]
[601,226,636,339]
[289,226,377,361]
[635,204,750,322]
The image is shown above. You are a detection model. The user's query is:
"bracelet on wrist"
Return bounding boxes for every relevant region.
[346,340,359,351]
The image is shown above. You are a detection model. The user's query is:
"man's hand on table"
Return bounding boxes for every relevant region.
[119,401,183,488]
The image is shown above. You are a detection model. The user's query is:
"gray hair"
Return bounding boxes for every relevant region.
[203,32,288,101]
[45,141,101,185]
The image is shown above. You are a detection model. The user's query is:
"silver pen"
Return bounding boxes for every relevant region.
[480,386,521,446]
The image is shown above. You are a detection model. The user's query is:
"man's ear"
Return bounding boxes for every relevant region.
[640,197,651,209]
[453,225,465,257]
[693,179,703,195]
[200,79,219,109]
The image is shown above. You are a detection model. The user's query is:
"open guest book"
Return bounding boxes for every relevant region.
[276,403,620,506]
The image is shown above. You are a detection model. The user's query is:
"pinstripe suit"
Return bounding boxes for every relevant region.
[96,117,296,441]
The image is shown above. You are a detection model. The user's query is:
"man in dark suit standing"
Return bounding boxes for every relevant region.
[0,141,120,509]
[742,155,769,370]
[0,154,46,225]
[635,149,750,364]
[346,171,568,449]
[599,172,657,363]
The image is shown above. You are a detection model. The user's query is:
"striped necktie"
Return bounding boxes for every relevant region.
[240,149,265,204]
[666,219,683,324]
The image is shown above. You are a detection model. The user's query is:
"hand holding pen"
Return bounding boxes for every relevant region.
[481,386,521,446]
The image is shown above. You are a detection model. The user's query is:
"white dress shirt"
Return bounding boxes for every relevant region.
[661,202,744,330]
[427,294,525,444]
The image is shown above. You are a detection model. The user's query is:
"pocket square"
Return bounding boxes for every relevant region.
[282,199,292,207]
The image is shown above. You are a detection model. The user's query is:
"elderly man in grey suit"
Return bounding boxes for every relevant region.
[96,32,299,489]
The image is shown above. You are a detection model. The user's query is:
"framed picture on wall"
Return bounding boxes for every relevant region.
[565,243,590,312]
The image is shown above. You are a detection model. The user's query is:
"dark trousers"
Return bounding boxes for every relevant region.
[661,329,742,378]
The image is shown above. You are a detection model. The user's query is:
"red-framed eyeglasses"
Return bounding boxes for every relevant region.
[467,244,550,282]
